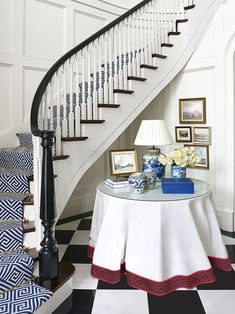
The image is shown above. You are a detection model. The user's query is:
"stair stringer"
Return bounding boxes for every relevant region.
[47,0,223,220]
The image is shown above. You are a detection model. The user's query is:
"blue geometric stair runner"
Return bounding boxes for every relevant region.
[0,221,23,253]
[0,194,27,220]
[0,251,34,293]
[0,133,53,312]
[0,167,33,194]
[0,282,53,314]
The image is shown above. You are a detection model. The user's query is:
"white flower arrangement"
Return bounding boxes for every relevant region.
[158,146,200,167]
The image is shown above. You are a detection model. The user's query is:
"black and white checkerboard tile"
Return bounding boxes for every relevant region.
[54,214,235,314]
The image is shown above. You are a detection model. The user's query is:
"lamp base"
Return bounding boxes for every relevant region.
[142,147,165,181]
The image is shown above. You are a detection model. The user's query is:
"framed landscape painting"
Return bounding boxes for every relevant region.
[184,145,209,169]
[175,126,192,142]
[193,127,211,144]
[109,149,138,176]
[179,98,206,124]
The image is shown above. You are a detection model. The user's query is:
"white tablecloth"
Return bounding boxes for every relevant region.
[89,183,232,296]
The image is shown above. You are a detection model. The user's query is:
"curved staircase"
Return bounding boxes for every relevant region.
[31,0,223,220]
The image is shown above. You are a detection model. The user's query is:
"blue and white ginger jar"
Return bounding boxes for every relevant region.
[142,148,165,181]
[144,168,156,189]
[128,172,146,193]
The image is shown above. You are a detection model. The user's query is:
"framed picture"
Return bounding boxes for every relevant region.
[184,145,209,169]
[179,98,206,124]
[175,126,192,142]
[192,127,211,144]
[109,149,138,176]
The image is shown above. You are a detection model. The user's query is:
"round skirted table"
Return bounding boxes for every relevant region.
[88,180,232,296]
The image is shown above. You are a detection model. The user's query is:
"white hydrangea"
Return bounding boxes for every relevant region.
[158,147,200,167]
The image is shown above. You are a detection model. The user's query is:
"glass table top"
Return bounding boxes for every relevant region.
[98,179,211,202]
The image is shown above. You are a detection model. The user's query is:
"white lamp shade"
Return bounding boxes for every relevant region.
[134,120,173,146]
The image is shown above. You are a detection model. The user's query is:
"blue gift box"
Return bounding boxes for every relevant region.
[161,178,194,194]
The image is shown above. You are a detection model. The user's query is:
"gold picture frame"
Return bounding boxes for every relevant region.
[184,144,209,169]
[175,126,192,143]
[109,149,138,176]
[179,98,206,124]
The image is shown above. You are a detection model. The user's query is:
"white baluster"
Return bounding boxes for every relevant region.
[68,60,74,136]
[103,35,109,103]
[49,80,54,131]
[144,6,148,65]
[132,14,137,76]
[81,53,86,119]
[123,21,128,90]
[136,11,141,77]
[113,27,118,89]
[62,63,67,137]
[127,17,132,77]
[55,72,61,156]
[98,40,103,103]
[108,30,114,104]
[87,47,92,119]
[75,53,81,137]
[148,3,153,66]
[118,23,123,89]
[92,42,98,119]
[140,7,144,65]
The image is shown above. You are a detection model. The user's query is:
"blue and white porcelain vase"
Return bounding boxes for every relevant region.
[144,168,156,190]
[171,165,186,179]
[142,148,165,181]
[128,172,146,193]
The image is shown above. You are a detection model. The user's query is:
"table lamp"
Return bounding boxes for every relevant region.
[134,120,173,180]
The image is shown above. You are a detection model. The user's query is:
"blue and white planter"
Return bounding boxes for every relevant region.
[128,172,146,193]
[171,165,186,178]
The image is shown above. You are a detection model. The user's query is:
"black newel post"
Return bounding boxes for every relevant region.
[39,130,58,282]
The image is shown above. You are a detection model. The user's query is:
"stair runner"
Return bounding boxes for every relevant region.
[0,133,52,313]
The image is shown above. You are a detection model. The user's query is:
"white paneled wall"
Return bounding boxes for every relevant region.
[0,0,123,147]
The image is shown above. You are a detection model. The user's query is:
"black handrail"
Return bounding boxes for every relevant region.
[30,0,152,136]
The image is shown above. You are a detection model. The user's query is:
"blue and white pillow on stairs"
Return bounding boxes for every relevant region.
[0,133,53,313]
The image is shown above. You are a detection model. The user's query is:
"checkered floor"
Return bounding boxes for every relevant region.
[53,213,235,314]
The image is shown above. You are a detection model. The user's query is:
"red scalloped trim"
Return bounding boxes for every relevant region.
[87,245,94,259]
[90,256,232,296]
[209,256,232,271]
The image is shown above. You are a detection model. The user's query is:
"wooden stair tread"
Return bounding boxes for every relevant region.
[61,136,88,141]
[98,104,120,108]
[27,247,39,261]
[81,119,105,124]
[152,53,167,59]
[23,220,35,233]
[140,64,158,70]
[128,76,147,81]
[176,18,188,24]
[53,155,70,161]
[41,261,75,293]
[168,31,181,36]
[23,194,34,205]
[113,89,134,94]
[184,4,195,10]
[161,43,174,48]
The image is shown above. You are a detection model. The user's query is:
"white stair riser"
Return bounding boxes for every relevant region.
[29,180,34,194]
[24,205,35,221]
[23,231,36,248]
